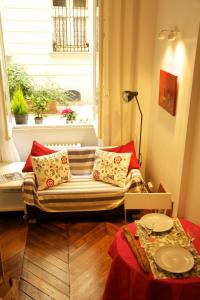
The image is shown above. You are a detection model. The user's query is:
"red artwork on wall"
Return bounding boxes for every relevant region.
[159,70,178,116]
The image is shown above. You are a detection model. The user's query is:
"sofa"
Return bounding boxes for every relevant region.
[22,142,145,217]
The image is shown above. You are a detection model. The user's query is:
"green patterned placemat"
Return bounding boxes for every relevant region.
[136,218,200,279]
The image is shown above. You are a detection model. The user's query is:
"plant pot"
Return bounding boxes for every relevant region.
[34,117,43,124]
[66,118,76,124]
[14,114,28,125]
[48,101,57,114]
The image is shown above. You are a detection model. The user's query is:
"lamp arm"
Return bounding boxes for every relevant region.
[135,96,143,165]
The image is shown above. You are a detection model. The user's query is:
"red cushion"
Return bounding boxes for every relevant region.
[106,141,140,170]
[22,141,57,172]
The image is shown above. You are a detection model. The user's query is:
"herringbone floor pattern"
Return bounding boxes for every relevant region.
[18,218,124,300]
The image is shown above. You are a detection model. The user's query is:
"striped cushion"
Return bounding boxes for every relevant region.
[68,148,96,175]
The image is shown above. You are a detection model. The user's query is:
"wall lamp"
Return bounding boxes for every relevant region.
[158,27,180,41]
[122,91,143,165]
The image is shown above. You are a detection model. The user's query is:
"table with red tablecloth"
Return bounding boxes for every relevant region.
[103,219,200,300]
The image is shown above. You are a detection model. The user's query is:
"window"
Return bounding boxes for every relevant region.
[53,0,66,6]
[73,0,86,8]
[1,0,98,126]
[53,0,89,52]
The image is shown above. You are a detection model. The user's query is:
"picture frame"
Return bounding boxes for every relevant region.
[158,70,178,116]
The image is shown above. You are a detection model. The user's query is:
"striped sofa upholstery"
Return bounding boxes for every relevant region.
[68,148,96,175]
[23,147,145,213]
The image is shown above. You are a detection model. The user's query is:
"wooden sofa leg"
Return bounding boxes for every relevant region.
[23,204,28,220]
[23,204,37,223]
[23,213,28,221]
[28,218,37,224]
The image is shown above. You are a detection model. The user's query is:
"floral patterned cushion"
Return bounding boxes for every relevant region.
[92,149,131,187]
[31,149,71,190]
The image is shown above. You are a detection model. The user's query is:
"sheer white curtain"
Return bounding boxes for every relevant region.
[0,12,20,162]
[98,0,138,146]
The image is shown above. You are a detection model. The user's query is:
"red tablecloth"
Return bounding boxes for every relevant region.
[103,219,200,300]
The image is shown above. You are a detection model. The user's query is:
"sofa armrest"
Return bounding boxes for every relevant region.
[125,169,145,192]
[22,172,38,205]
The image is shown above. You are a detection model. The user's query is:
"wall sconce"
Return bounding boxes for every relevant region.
[122,91,143,165]
[158,29,168,40]
[158,27,180,41]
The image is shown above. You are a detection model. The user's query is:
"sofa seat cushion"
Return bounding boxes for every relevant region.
[37,175,127,212]
[23,169,144,213]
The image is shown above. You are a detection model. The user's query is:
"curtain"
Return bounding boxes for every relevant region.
[0,12,20,162]
[98,0,138,146]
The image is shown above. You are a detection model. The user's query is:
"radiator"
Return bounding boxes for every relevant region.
[45,143,81,151]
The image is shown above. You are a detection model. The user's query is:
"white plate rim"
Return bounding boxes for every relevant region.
[154,245,194,273]
[140,213,173,232]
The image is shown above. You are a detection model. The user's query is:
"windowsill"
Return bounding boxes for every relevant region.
[12,114,97,129]
[13,123,95,129]
[13,118,98,142]
[12,106,95,127]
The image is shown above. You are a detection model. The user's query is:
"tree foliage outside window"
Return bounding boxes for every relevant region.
[7,64,33,100]
[7,64,75,106]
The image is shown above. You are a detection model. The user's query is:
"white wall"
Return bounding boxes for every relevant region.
[178,27,200,225]
[2,0,200,222]
[134,0,157,175]
[2,0,94,103]
[13,124,98,161]
[145,0,200,217]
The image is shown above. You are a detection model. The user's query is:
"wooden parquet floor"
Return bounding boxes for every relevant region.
[0,214,124,300]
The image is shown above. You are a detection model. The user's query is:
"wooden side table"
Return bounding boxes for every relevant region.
[0,162,24,212]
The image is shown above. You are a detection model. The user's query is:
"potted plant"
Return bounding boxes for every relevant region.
[61,108,77,123]
[11,87,28,124]
[31,93,50,124]
[39,85,67,114]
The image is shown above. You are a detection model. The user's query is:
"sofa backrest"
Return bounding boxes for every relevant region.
[68,147,97,175]
[68,146,117,175]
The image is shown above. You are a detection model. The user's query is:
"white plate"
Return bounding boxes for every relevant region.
[154,245,194,273]
[140,213,173,232]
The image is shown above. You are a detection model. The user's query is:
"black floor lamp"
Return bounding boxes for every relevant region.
[122,91,143,165]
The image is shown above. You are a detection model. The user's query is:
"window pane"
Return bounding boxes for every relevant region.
[73,0,87,8]
[53,0,66,7]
